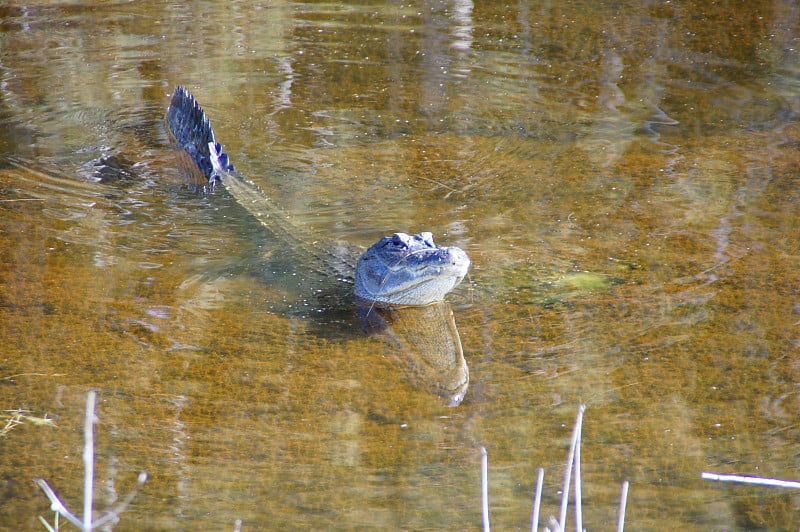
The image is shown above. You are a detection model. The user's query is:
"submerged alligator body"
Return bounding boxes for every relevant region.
[166,86,469,306]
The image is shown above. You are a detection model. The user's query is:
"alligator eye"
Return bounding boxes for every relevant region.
[391,234,408,248]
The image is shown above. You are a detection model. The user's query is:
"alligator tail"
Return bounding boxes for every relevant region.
[165,85,357,281]
[166,86,234,183]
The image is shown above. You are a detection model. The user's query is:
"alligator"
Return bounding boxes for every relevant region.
[165,86,471,405]
[166,86,470,307]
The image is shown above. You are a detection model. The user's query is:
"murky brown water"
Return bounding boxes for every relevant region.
[1,1,799,530]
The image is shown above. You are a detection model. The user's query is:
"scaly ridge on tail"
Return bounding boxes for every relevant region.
[166,86,234,183]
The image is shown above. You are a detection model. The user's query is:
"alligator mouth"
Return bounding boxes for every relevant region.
[370,270,468,306]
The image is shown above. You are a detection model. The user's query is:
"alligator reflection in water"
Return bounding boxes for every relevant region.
[359,302,469,407]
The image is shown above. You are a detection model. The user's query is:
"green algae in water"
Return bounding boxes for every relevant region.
[556,272,612,291]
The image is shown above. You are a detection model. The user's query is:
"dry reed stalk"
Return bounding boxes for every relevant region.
[35,390,147,531]
[484,404,631,532]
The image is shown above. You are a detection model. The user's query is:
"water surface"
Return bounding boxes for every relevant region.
[1,1,799,530]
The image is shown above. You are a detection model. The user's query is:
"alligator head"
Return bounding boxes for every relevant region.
[355,232,470,306]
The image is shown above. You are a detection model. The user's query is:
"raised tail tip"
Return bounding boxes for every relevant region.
[167,86,234,182]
